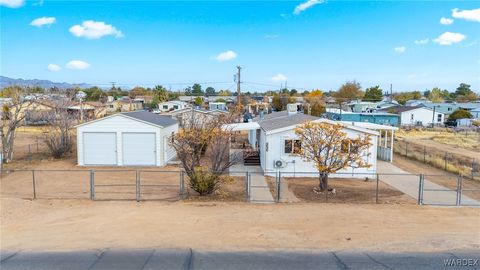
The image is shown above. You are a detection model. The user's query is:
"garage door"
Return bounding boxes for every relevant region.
[122,133,156,166]
[83,132,117,165]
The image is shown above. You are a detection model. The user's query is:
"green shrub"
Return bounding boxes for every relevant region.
[188,167,220,195]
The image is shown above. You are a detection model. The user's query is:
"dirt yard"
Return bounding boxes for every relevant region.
[1,197,479,253]
[393,155,480,201]
[286,178,415,204]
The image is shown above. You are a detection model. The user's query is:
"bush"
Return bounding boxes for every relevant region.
[448,109,472,121]
[188,167,220,195]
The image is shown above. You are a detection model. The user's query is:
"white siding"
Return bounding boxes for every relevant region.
[161,123,179,164]
[400,108,444,126]
[77,115,178,166]
[263,127,377,178]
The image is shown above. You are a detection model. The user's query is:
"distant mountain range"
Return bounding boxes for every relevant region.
[0,76,91,89]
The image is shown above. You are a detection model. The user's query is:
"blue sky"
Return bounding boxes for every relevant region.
[1,0,479,93]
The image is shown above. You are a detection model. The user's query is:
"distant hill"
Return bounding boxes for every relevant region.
[0,76,90,89]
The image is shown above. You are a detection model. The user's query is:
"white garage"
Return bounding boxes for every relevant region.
[76,111,178,166]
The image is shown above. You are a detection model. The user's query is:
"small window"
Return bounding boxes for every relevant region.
[284,139,301,154]
[284,140,293,154]
[163,105,168,109]
[173,105,179,109]
[410,114,414,120]
[437,114,442,122]
[448,107,452,111]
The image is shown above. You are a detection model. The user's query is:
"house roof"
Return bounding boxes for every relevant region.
[75,110,177,128]
[379,105,433,114]
[257,113,320,132]
[121,111,178,127]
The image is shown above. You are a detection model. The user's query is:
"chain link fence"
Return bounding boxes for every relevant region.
[1,169,478,206]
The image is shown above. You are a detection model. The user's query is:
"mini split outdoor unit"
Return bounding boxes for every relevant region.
[274,160,287,168]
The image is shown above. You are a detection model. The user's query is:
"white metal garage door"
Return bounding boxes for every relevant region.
[83,132,117,165]
[122,133,156,166]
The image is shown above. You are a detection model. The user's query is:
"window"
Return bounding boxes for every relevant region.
[163,105,168,109]
[410,114,414,120]
[437,114,442,122]
[448,107,452,111]
[173,105,179,109]
[284,139,301,154]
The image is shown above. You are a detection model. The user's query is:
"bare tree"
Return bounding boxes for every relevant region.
[294,121,372,192]
[43,101,76,159]
[0,86,33,163]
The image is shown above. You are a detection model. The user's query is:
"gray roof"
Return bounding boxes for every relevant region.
[121,111,177,127]
[258,112,319,132]
[378,105,428,114]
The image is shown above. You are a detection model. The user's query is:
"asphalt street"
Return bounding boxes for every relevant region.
[1,249,479,270]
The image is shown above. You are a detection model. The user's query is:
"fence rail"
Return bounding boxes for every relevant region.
[1,169,479,206]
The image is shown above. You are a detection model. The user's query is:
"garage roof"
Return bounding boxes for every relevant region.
[121,111,177,127]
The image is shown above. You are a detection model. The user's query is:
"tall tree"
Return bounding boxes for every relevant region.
[205,87,216,96]
[428,87,445,103]
[333,80,364,100]
[363,85,383,102]
[152,85,169,104]
[191,83,204,96]
[294,122,372,192]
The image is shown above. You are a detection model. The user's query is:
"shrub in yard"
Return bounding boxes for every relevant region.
[188,167,220,195]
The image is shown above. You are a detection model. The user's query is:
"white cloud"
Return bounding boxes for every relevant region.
[440,17,454,25]
[271,73,288,82]
[0,0,23,8]
[214,50,237,62]
[414,38,429,45]
[69,20,124,39]
[394,46,406,53]
[47,64,61,72]
[65,60,90,70]
[30,17,56,27]
[452,8,480,22]
[293,0,324,15]
[433,32,466,45]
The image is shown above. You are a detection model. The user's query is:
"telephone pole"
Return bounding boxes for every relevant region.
[236,66,241,106]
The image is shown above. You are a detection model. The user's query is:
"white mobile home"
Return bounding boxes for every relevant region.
[227,110,380,178]
[158,100,189,112]
[76,111,178,166]
[381,106,445,126]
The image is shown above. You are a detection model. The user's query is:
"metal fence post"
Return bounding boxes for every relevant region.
[180,171,185,199]
[246,172,250,202]
[91,170,95,200]
[444,152,448,171]
[456,175,463,206]
[423,146,426,163]
[277,171,281,202]
[375,173,379,204]
[135,170,140,202]
[417,174,423,205]
[32,170,36,200]
[405,142,408,156]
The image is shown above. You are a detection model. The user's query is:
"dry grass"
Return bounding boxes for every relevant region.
[396,128,480,151]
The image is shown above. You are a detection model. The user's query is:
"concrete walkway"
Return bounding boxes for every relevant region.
[377,161,479,206]
[249,173,275,203]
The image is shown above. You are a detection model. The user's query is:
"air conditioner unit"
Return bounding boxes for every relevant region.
[274,160,286,168]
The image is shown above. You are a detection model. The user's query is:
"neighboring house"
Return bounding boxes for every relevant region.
[346,99,398,113]
[456,118,476,127]
[405,99,428,107]
[76,111,178,166]
[158,101,189,112]
[107,99,143,113]
[208,102,227,111]
[412,102,480,116]
[326,108,399,126]
[67,101,107,119]
[469,107,480,119]
[163,108,228,127]
[227,108,380,178]
[380,106,445,126]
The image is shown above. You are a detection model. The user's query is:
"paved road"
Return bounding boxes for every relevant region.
[377,161,479,206]
[1,249,478,270]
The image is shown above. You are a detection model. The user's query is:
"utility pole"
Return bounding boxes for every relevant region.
[389,84,393,102]
[236,66,241,106]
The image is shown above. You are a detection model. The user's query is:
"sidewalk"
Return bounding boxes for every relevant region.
[377,161,479,206]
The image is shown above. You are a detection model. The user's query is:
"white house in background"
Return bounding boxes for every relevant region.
[471,107,480,119]
[225,107,380,178]
[208,102,227,111]
[76,111,178,166]
[157,100,190,113]
[380,106,445,126]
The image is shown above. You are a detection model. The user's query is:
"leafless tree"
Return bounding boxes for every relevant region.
[0,86,33,163]
[43,101,76,158]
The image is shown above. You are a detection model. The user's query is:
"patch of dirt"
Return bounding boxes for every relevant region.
[1,197,479,252]
[286,178,414,204]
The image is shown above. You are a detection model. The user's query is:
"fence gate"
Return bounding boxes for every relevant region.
[247,172,277,203]
[419,174,480,207]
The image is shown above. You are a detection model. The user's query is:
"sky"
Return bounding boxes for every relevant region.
[1,0,479,93]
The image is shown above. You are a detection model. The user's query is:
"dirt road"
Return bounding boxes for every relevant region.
[1,198,479,253]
